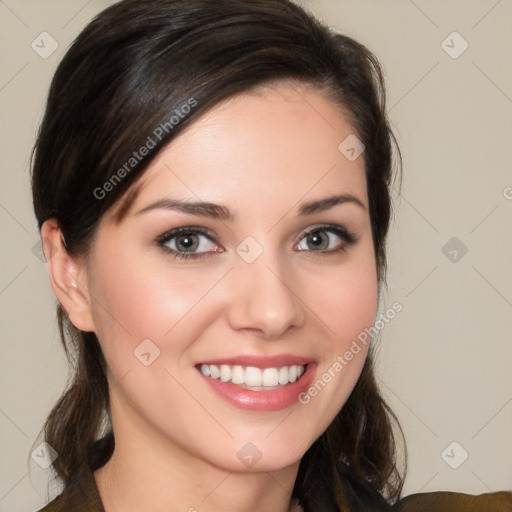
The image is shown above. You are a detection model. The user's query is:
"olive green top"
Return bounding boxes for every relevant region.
[36,460,512,512]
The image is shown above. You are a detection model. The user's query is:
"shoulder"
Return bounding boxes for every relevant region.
[34,463,105,512]
[392,490,512,512]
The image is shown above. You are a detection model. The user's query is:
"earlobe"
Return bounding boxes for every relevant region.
[40,219,96,332]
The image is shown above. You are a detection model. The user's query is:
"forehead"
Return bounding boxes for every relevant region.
[111,81,367,222]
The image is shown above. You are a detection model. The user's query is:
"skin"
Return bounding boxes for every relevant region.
[42,81,378,512]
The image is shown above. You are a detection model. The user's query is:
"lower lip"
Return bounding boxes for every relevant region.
[197,364,317,411]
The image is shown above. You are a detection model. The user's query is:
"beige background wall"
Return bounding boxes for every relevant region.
[1,0,511,510]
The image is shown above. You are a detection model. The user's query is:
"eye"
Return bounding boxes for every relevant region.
[156,227,222,260]
[156,223,357,261]
[294,224,357,255]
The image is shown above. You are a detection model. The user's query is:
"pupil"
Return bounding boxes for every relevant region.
[309,231,327,250]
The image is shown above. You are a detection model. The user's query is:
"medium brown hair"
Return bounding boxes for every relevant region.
[31,0,405,508]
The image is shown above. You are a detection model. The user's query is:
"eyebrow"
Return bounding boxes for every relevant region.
[135,193,366,221]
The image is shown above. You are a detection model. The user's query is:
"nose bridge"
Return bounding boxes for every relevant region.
[225,236,305,338]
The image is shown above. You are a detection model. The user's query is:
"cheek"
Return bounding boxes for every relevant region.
[299,248,378,406]
[87,247,225,371]
[311,253,379,351]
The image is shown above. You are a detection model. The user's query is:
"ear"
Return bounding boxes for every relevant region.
[40,218,96,332]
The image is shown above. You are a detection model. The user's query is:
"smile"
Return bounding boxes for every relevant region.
[195,356,317,411]
[200,364,306,389]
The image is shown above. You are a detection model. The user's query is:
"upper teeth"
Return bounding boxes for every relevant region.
[200,364,306,387]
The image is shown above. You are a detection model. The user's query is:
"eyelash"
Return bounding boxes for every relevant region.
[155,224,358,261]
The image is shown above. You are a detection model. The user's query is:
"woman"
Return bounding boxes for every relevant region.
[30,0,511,511]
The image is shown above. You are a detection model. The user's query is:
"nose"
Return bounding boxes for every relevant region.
[225,245,306,340]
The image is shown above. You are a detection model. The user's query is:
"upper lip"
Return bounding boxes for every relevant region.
[196,354,316,369]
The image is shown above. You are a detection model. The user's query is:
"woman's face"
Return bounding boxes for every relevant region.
[80,81,378,472]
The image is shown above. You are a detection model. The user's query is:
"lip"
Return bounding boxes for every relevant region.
[196,359,317,412]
